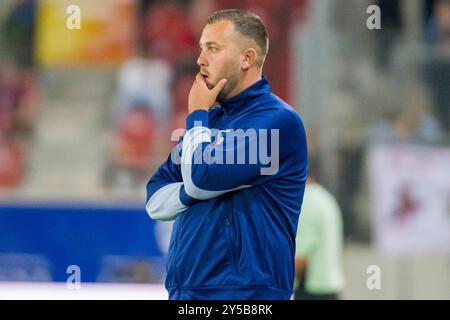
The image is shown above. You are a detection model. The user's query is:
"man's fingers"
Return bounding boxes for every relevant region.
[212,78,227,94]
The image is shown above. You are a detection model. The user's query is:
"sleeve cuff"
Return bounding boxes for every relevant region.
[186,110,209,130]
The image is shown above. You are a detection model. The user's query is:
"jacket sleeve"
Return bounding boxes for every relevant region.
[146,144,201,221]
[181,109,305,200]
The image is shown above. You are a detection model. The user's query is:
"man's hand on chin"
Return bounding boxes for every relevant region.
[188,73,227,114]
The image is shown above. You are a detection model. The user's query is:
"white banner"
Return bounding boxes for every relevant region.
[368,144,450,255]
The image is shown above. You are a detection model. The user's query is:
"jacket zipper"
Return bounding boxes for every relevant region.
[225,218,238,274]
[172,214,184,286]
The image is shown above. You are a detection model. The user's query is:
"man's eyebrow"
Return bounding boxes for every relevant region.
[199,41,222,47]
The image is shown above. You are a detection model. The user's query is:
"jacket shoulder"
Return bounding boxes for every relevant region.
[254,93,305,131]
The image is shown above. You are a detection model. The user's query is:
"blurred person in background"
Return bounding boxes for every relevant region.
[1,0,39,142]
[424,0,450,54]
[104,104,157,189]
[369,85,443,145]
[111,43,174,128]
[423,0,450,133]
[0,61,18,137]
[3,0,36,68]
[106,39,175,189]
[294,152,345,300]
[0,60,38,142]
[0,59,37,189]
[375,0,403,70]
[0,0,39,190]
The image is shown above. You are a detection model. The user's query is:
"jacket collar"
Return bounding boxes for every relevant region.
[219,75,270,116]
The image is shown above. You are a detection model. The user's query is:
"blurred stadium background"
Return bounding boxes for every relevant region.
[0,0,448,299]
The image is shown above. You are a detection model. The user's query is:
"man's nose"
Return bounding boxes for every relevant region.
[197,50,208,67]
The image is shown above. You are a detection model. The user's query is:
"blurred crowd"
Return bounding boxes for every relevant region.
[0,0,307,190]
[0,0,448,240]
[333,0,450,239]
[374,0,449,134]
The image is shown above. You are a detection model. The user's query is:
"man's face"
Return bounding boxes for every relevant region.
[197,20,243,101]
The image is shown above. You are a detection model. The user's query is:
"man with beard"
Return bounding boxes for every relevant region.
[146,9,308,300]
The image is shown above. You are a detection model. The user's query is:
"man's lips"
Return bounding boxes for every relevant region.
[200,71,215,88]
[200,73,211,86]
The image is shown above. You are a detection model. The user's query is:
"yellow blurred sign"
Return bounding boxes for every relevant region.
[36,0,136,65]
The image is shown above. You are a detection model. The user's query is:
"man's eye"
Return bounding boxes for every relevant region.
[209,47,218,52]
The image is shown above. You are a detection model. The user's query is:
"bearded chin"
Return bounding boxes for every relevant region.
[217,78,238,103]
[205,81,214,90]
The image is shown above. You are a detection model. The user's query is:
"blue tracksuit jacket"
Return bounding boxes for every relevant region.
[146,75,308,300]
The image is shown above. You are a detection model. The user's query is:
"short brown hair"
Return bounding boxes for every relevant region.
[207,9,269,67]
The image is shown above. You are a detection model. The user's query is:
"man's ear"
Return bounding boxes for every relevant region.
[241,48,258,71]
